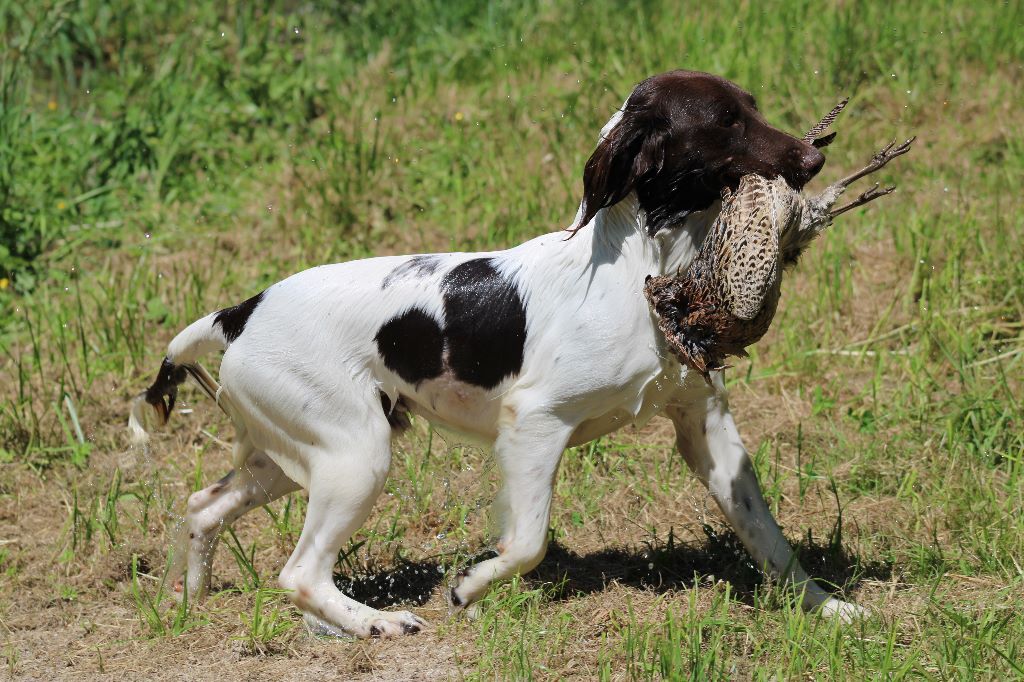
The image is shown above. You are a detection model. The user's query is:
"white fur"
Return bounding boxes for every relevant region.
[145,107,863,639]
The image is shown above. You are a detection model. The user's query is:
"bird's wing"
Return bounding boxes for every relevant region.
[717,175,785,321]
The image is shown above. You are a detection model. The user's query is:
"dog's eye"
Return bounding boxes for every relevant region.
[720,110,740,128]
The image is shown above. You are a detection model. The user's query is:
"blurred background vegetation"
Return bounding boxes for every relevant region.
[2,0,1020,287]
[3,0,1020,457]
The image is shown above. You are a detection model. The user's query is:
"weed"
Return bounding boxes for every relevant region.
[225,527,261,592]
[234,588,295,655]
[128,553,207,637]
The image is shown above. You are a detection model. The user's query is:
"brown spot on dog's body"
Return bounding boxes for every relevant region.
[290,586,316,616]
[499,402,518,428]
[213,290,265,344]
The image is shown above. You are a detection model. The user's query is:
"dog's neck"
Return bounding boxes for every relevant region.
[570,192,720,278]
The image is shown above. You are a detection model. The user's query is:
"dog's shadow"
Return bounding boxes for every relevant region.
[535,526,893,605]
[333,526,893,609]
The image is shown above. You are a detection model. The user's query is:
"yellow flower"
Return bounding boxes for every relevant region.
[56,200,67,210]
[454,111,464,122]
[47,100,57,111]
[0,278,8,290]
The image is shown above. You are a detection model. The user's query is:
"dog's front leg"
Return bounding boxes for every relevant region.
[666,378,864,622]
[449,410,573,612]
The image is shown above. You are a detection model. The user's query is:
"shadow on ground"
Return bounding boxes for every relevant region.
[330,525,894,609]
[535,525,894,605]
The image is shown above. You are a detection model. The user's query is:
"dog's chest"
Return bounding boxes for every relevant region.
[566,359,686,446]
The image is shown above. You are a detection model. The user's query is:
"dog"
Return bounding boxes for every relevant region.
[130,69,862,639]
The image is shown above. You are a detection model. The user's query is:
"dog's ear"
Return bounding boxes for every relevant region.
[576,101,669,232]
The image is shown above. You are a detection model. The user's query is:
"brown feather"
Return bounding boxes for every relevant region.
[645,175,804,382]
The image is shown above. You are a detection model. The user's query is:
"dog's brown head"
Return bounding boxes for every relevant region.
[578,70,825,236]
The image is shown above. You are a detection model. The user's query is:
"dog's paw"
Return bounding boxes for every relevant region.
[446,572,483,619]
[446,586,482,620]
[366,610,428,638]
[818,597,868,623]
[447,580,466,613]
[304,610,427,639]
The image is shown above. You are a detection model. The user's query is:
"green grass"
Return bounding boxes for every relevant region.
[1,0,1022,679]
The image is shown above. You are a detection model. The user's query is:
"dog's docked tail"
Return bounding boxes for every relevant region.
[127,310,236,445]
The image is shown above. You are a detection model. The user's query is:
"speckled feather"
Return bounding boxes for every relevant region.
[645,174,817,382]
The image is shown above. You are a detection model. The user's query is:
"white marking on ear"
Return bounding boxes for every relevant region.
[598,98,629,140]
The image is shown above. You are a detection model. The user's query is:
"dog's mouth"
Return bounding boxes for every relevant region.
[642,152,820,236]
[716,160,818,193]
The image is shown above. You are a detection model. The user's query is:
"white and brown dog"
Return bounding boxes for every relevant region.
[130,70,863,639]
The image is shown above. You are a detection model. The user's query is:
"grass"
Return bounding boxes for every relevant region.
[1,0,1022,678]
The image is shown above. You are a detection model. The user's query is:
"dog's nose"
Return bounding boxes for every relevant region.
[799,146,826,178]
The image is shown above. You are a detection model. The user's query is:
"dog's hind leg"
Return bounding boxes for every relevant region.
[666,378,865,622]
[275,414,427,639]
[167,442,300,601]
[448,411,572,611]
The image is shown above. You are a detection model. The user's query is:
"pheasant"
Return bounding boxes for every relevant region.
[645,103,914,382]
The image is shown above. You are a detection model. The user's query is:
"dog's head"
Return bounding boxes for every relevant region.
[578,70,825,235]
